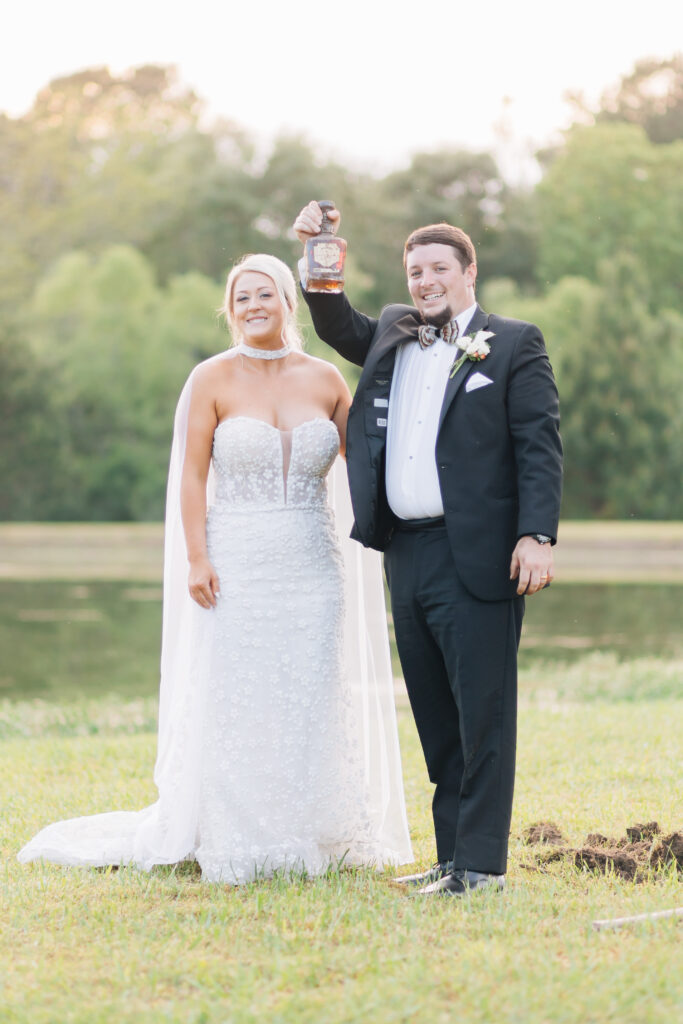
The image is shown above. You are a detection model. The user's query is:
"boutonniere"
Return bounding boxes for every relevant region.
[450,330,495,378]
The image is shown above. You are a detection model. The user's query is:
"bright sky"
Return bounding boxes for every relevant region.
[2,0,681,179]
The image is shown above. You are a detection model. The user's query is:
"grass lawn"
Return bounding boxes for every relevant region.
[2,672,682,1023]
[2,521,683,583]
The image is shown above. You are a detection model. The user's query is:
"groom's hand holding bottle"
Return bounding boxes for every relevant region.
[293,200,341,245]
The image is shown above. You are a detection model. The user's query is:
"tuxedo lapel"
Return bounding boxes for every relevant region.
[461,304,489,337]
[438,306,490,431]
[361,310,421,380]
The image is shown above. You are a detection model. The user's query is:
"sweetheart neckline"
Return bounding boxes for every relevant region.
[215,415,336,436]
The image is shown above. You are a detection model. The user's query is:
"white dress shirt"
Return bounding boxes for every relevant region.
[386,303,477,520]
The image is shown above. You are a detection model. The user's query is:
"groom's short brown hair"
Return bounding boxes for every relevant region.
[403,224,476,272]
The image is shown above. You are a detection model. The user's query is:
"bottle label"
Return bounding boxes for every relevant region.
[312,242,342,269]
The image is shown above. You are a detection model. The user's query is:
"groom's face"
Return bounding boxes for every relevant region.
[406,243,476,322]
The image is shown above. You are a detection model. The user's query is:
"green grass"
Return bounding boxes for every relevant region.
[2,680,682,1023]
[2,530,681,1021]
[2,520,683,583]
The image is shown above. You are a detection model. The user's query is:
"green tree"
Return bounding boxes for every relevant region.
[24,246,224,521]
[595,55,683,144]
[138,123,264,283]
[0,69,379,307]
[0,322,65,520]
[482,257,683,519]
[535,122,683,314]
[0,65,239,309]
[368,150,497,305]
[335,149,539,315]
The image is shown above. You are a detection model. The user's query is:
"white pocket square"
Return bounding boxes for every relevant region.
[466,372,494,392]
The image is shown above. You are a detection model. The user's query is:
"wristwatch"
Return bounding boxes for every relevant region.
[528,533,552,544]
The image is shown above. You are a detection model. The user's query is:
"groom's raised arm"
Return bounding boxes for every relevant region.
[293,200,378,368]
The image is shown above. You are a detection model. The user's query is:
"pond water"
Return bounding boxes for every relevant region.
[518,583,683,667]
[1,581,681,703]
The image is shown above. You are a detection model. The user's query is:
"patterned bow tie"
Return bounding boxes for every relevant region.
[417,318,460,349]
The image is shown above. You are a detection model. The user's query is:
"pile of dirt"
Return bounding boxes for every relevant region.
[523,821,566,846]
[520,820,683,882]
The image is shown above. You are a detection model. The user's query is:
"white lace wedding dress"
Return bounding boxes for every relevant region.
[18,386,412,882]
[197,415,389,881]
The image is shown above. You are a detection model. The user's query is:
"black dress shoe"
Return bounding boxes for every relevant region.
[417,869,506,896]
[392,861,454,887]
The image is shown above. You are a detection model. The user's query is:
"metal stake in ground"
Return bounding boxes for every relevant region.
[592,908,683,931]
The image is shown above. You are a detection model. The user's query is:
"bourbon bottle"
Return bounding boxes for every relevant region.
[303,200,347,293]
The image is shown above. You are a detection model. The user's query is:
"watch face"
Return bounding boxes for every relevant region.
[534,534,551,544]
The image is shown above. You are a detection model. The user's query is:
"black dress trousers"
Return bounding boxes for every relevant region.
[384,522,524,875]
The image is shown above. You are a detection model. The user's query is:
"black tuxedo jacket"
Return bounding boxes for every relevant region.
[303,291,563,602]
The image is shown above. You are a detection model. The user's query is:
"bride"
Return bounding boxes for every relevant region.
[18,254,413,883]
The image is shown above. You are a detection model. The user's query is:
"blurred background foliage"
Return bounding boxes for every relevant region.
[1,58,682,521]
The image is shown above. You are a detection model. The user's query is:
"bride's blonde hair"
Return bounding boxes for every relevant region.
[220,254,304,351]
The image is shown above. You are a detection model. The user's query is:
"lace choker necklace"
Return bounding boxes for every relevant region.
[237,342,291,360]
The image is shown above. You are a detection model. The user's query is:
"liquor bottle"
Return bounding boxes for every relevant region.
[303,200,347,293]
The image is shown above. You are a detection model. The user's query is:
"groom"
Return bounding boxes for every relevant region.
[294,202,563,895]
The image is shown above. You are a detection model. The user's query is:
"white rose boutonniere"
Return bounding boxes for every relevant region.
[450,330,495,378]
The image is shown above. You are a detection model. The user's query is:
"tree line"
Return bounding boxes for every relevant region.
[1,59,682,521]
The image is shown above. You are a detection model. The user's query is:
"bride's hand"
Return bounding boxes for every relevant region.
[188,557,221,608]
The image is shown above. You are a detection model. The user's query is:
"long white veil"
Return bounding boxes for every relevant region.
[327,458,413,863]
[18,353,412,872]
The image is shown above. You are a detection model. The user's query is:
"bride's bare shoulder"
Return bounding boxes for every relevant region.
[292,351,345,384]
[191,350,241,385]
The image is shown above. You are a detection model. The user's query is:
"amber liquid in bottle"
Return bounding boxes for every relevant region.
[303,200,347,294]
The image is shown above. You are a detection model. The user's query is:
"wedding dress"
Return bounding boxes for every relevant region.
[18,355,412,882]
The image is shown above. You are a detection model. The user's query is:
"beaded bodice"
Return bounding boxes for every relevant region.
[211,416,339,510]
